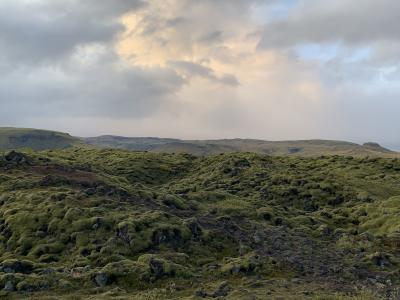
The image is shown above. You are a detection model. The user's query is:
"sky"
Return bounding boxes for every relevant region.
[0,0,399,148]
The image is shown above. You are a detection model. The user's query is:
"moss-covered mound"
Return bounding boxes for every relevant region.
[0,149,400,299]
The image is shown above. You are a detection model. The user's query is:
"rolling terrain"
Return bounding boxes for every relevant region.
[1,127,398,157]
[85,136,396,157]
[0,128,400,298]
[0,128,81,151]
[0,148,400,298]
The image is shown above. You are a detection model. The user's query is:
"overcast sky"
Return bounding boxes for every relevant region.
[0,0,399,148]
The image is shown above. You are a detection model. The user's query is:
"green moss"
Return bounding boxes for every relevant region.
[256,207,275,221]
[99,259,149,288]
[0,149,400,298]
[221,253,263,275]
[161,194,188,210]
[16,276,51,292]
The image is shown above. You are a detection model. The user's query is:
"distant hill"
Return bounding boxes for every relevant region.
[85,136,398,157]
[84,136,181,151]
[0,128,397,157]
[0,127,81,150]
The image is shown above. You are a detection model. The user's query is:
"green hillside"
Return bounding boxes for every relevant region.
[0,128,81,151]
[0,149,400,298]
[1,128,397,157]
[85,136,397,157]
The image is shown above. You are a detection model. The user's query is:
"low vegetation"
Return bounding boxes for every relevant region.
[0,148,400,299]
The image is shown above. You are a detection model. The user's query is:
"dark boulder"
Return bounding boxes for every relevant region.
[195,288,208,298]
[94,273,109,287]
[151,228,183,248]
[149,258,165,279]
[2,151,31,167]
[187,219,203,240]
[4,281,15,292]
[212,281,231,298]
[0,260,34,274]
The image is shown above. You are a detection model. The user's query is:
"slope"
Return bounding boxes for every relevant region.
[0,128,81,151]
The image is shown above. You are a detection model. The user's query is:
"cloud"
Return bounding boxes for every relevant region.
[116,0,263,66]
[0,0,253,126]
[0,0,399,147]
[167,60,239,86]
[0,0,186,122]
[0,0,145,64]
[259,0,400,49]
[257,0,400,83]
[0,46,184,120]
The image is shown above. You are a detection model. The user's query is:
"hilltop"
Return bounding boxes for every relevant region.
[0,148,400,298]
[0,128,81,151]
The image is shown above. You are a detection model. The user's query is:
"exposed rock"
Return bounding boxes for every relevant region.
[151,228,183,247]
[195,288,208,298]
[0,260,34,274]
[94,273,109,287]
[3,151,31,167]
[149,258,165,279]
[212,281,231,298]
[317,225,332,237]
[253,230,264,244]
[369,252,393,268]
[5,151,26,163]
[187,219,203,240]
[4,281,15,292]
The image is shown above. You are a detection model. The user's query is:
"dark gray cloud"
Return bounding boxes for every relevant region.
[0,0,187,122]
[198,31,224,44]
[0,0,248,126]
[167,60,239,86]
[0,0,144,64]
[0,48,184,121]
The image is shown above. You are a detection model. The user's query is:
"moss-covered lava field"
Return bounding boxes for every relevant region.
[0,149,400,299]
